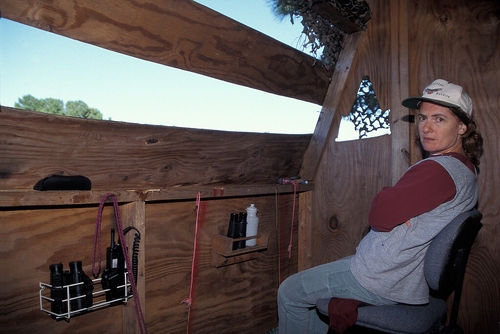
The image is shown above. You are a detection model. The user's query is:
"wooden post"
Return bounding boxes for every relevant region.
[121,201,146,334]
[390,0,411,182]
[298,191,313,271]
[300,31,365,181]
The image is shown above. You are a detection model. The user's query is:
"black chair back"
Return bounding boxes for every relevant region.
[424,209,483,327]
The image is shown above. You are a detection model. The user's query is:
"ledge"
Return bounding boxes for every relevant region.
[211,233,269,268]
[0,183,313,207]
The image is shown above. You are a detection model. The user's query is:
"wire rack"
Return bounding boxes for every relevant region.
[39,273,132,321]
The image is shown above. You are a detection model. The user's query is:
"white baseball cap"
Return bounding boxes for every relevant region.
[402,79,473,124]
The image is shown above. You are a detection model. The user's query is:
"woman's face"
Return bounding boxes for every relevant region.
[417,102,467,155]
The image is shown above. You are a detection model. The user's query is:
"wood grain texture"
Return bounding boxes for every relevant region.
[144,195,297,334]
[121,201,146,334]
[406,1,500,332]
[298,191,313,271]
[0,205,123,333]
[389,0,411,182]
[308,0,500,332]
[0,0,499,332]
[0,194,299,333]
[300,32,365,180]
[0,0,329,105]
[311,135,391,266]
[308,0,394,266]
[0,183,312,207]
[0,107,311,191]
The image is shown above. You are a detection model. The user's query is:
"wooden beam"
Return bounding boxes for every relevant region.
[0,0,330,105]
[0,107,311,191]
[299,31,364,180]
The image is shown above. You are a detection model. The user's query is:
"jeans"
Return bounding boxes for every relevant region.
[277,256,396,334]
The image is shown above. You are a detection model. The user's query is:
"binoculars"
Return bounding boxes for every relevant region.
[49,261,93,318]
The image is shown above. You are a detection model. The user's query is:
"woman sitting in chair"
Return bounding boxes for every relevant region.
[277,79,484,334]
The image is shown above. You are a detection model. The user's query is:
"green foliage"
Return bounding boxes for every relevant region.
[15,94,103,120]
[266,0,296,21]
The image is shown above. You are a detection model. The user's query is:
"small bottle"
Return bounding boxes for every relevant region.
[236,212,247,249]
[226,213,239,250]
[245,204,259,247]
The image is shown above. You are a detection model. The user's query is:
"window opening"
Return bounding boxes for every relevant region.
[336,76,390,142]
[1,2,321,135]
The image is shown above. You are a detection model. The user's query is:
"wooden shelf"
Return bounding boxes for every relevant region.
[0,183,313,207]
[211,233,268,268]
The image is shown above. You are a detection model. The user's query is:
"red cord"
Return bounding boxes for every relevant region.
[182,191,202,333]
[93,194,148,334]
[288,181,298,259]
[92,202,103,278]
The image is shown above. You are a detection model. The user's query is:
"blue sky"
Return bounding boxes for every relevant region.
[0,0,324,134]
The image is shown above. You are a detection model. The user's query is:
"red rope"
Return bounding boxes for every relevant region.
[92,202,104,278]
[92,194,148,334]
[182,191,202,333]
[287,181,298,259]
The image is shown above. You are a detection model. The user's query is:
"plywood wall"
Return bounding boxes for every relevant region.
[0,205,124,333]
[306,0,500,332]
[0,194,298,334]
[144,195,297,333]
[1,0,499,332]
[407,1,500,331]
[0,108,306,333]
